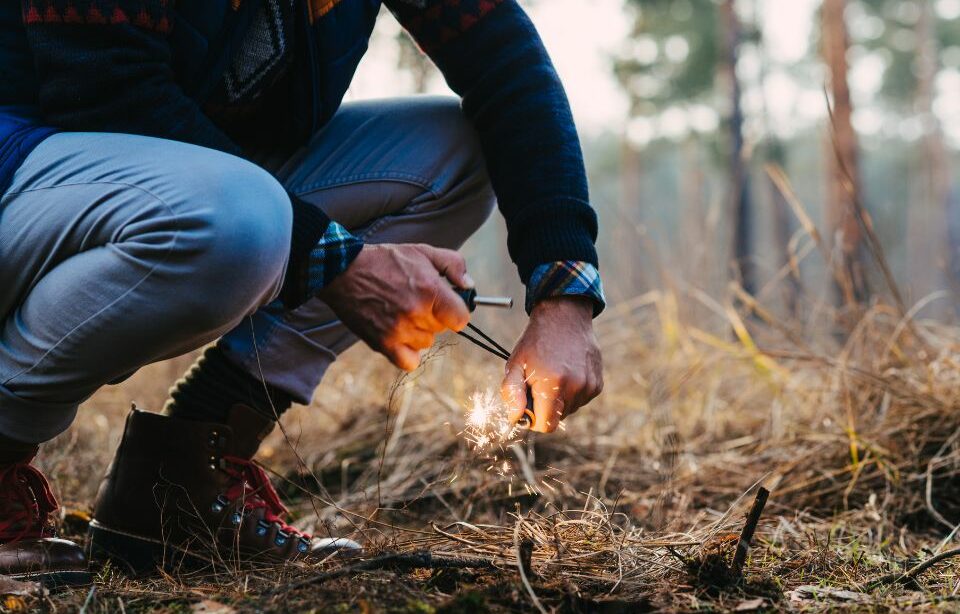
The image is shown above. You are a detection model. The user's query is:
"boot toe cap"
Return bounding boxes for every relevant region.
[0,538,90,586]
[310,536,362,556]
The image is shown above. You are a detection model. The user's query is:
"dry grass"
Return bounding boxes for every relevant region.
[20,161,960,611]
[16,276,960,613]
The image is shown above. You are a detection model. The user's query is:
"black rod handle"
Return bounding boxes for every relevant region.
[456,288,478,311]
[455,288,513,312]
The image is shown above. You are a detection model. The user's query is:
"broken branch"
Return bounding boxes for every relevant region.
[730,487,769,579]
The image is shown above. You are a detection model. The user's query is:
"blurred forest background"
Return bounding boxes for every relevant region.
[350,0,960,331]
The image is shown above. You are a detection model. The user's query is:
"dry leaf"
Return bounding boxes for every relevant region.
[734,597,766,611]
[63,509,93,533]
[2,596,28,611]
[0,575,42,597]
[788,585,870,603]
[64,509,91,523]
[191,600,237,614]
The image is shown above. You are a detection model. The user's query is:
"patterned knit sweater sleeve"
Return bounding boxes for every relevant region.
[383,0,599,284]
[19,0,335,309]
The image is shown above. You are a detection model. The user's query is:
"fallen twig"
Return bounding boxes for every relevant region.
[867,547,960,591]
[518,538,536,580]
[514,520,548,614]
[266,550,500,597]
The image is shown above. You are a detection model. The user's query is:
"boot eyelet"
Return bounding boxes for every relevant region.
[208,456,218,470]
[298,538,310,553]
[211,495,229,513]
[275,531,289,546]
[256,520,270,537]
[231,512,242,525]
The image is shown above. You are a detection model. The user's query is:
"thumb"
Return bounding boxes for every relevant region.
[530,383,560,433]
[501,361,528,423]
[389,344,422,372]
[420,245,473,288]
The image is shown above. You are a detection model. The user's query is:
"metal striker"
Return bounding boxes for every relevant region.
[454,288,513,311]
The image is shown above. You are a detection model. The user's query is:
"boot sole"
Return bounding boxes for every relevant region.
[87,521,185,577]
[89,520,360,577]
[8,568,92,588]
[88,521,279,576]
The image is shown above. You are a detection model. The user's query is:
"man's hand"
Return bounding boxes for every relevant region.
[318,243,472,371]
[501,296,603,433]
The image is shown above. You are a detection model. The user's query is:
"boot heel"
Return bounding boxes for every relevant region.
[87,522,163,577]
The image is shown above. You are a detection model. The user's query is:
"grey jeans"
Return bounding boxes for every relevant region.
[0,97,495,443]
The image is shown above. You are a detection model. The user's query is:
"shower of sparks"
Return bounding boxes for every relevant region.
[463,389,522,451]
[458,389,567,494]
[460,389,525,479]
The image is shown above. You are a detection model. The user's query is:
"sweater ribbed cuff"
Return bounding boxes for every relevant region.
[279,192,332,309]
[508,199,599,284]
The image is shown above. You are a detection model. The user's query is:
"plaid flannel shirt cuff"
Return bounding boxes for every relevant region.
[306,222,364,295]
[525,261,606,317]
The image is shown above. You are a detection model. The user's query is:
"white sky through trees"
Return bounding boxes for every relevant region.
[348,1,960,146]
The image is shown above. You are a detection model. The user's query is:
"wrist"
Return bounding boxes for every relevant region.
[530,295,594,321]
[524,261,605,317]
[315,240,368,301]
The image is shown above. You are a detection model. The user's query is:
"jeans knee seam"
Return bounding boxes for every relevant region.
[290,173,439,200]
[353,179,491,240]
[1,184,182,388]
[3,180,178,210]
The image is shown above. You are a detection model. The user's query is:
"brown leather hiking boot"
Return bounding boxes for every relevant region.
[87,406,359,575]
[0,451,90,586]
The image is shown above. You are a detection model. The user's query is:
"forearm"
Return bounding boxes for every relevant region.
[385,0,599,284]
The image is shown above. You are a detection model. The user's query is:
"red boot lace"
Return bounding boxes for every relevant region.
[221,456,310,539]
[0,462,58,543]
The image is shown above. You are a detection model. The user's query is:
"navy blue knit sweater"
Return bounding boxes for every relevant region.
[3,0,599,308]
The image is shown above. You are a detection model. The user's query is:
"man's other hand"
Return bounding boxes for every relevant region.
[501,296,603,433]
[319,243,472,371]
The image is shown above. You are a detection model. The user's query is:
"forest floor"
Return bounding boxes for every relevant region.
[16,281,960,613]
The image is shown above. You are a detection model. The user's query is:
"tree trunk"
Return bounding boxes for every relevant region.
[821,0,868,306]
[912,1,954,314]
[720,0,753,294]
